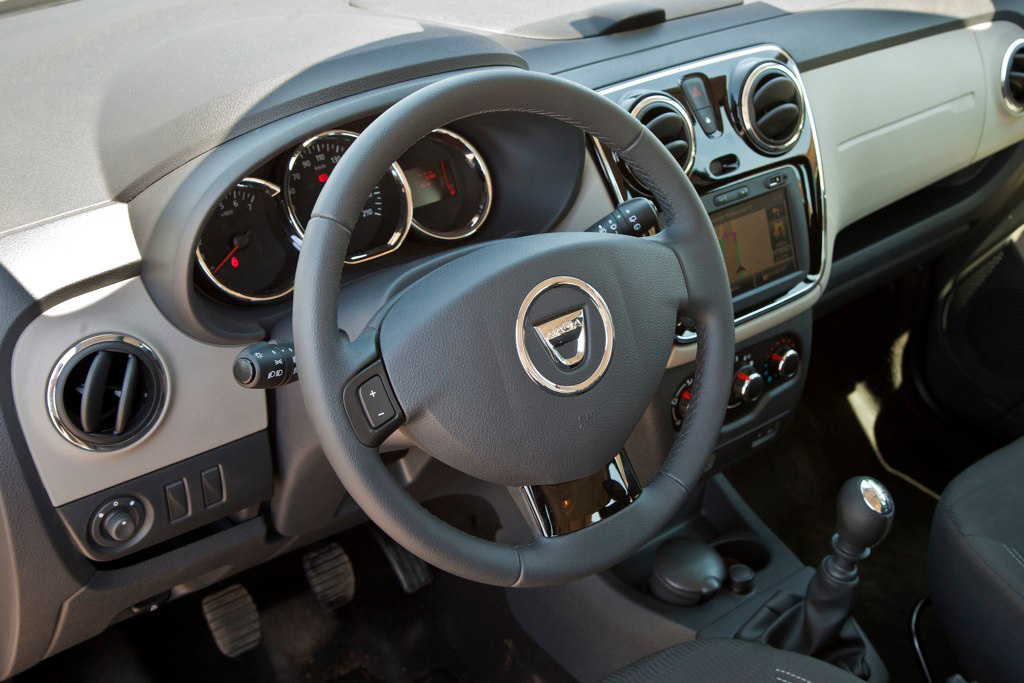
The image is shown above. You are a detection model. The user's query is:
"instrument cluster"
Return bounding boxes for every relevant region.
[195,127,492,304]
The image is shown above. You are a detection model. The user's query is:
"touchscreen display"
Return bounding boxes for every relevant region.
[710,188,797,296]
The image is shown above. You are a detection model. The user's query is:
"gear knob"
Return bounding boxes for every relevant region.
[835,476,894,550]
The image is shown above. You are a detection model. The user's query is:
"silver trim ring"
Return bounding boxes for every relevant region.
[46,334,169,452]
[195,177,295,304]
[410,128,493,241]
[515,277,615,395]
[1000,38,1024,114]
[284,130,413,264]
[625,94,697,177]
[740,62,806,155]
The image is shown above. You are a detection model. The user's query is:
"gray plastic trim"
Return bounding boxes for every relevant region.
[12,278,267,507]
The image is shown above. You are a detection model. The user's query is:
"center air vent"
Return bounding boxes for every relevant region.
[48,334,166,451]
[740,62,805,155]
[618,94,696,194]
[1001,38,1024,113]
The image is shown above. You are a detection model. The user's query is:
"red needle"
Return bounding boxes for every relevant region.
[212,243,240,274]
[440,160,456,197]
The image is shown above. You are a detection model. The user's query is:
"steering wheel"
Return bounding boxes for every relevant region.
[293,68,734,587]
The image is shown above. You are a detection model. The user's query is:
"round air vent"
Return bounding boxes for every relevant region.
[1001,38,1024,114]
[740,62,806,155]
[47,334,167,451]
[617,93,696,194]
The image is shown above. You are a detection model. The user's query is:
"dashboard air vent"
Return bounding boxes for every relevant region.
[741,63,805,155]
[618,94,696,194]
[48,335,166,451]
[1001,39,1024,113]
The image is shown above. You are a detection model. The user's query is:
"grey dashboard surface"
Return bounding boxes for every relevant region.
[0,0,525,232]
[1,0,1022,234]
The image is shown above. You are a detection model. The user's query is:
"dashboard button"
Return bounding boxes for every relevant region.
[680,76,712,111]
[201,467,224,507]
[358,376,396,428]
[694,107,717,135]
[165,480,189,521]
[765,174,787,188]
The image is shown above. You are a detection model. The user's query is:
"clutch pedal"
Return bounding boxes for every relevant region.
[201,584,261,657]
[302,541,356,610]
[372,528,434,594]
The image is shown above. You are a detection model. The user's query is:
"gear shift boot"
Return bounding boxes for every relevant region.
[737,476,894,679]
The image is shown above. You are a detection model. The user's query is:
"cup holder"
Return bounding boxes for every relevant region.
[710,532,771,572]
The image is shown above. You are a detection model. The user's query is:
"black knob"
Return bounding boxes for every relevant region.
[771,346,800,379]
[836,476,894,551]
[732,366,765,404]
[103,509,137,543]
[232,358,256,385]
[728,563,755,595]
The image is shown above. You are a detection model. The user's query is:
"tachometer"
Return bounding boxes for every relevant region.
[400,128,492,241]
[285,130,412,263]
[196,178,298,303]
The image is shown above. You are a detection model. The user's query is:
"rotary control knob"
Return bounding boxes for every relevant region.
[103,509,137,542]
[731,366,765,405]
[770,345,800,379]
[90,496,145,548]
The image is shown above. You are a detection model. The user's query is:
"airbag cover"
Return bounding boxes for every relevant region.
[379,231,683,486]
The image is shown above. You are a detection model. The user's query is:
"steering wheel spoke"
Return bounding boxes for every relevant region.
[516,452,642,538]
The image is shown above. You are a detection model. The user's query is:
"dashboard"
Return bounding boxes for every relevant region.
[4,0,1024,678]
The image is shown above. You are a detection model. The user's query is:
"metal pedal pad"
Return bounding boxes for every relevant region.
[302,541,356,610]
[372,528,434,594]
[201,584,261,657]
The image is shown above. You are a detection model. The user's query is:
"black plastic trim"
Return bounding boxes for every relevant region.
[55,432,273,562]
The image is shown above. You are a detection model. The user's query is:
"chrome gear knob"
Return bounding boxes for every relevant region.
[836,476,894,551]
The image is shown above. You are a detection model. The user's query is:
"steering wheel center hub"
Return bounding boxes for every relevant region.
[515,276,614,395]
[378,233,682,486]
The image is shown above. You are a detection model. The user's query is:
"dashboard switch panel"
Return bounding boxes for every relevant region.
[57,432,273,561]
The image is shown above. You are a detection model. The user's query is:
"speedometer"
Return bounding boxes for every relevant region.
[285,130,412,264]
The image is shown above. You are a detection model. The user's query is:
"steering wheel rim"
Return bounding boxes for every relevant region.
[293,68,734,587]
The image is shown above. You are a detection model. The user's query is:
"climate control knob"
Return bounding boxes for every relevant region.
[732,366,765,405]
[770,346,800,379]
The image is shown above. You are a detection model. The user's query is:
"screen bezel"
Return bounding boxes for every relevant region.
[701,166,811,317]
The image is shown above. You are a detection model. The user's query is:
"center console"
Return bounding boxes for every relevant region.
[591,45,824,472]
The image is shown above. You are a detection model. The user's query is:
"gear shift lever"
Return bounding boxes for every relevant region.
[737,476,894,677]
[800,477,894,657]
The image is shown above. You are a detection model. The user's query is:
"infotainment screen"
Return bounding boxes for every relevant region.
[710,188,797,296]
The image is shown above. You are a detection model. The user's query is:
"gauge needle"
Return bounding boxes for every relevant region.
[213,231,255,275]
[440,160,456,197]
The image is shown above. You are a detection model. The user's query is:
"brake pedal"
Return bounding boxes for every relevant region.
[372,528,434,594]
[201,584,261,657]
[302,542,356,610]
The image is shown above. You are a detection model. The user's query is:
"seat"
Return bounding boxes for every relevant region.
[929,436,1024,683]
[604,638,861,682]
